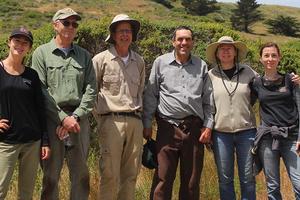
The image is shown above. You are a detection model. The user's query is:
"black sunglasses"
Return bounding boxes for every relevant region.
[59,20,79,28]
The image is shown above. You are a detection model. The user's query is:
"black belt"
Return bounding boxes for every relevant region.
[101,112,141,119]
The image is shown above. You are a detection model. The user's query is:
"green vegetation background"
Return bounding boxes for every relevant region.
[1,0,299,199]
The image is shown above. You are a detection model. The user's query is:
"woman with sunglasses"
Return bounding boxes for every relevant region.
[0,27,50,199]
[251,42,300,199]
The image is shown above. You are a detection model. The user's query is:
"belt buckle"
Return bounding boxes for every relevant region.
[178,120,187,132]
[113,112,120,117]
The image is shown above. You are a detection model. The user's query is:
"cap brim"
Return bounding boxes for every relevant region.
[53,14,81,21]
[10,33,33,44]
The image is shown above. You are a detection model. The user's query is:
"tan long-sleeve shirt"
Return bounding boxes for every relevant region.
[92,46,145,114]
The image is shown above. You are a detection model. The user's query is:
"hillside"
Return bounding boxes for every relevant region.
[1,0,300,44]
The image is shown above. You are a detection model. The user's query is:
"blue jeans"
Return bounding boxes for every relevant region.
[213,129,256,200]
[259,136,300,200]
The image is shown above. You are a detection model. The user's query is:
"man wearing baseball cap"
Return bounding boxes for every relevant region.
[92,14,145,200]
[31,8,96,200]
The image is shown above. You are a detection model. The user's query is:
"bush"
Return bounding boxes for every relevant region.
[265,15,300,37]
[151,0,174,9]
[1,15,300,80]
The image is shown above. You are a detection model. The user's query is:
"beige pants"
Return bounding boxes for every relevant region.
[0,140,41,200]
[97,115,143,200]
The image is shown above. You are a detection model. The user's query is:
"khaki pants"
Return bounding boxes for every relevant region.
[96,115,143,200]
[41,118,90,200]
[0,140,41,200]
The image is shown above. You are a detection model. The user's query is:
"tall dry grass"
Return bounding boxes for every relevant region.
[5,148,296,200]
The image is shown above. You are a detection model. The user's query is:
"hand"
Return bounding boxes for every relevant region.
[143,128,153,140]
[62,116,80,133]
[296,141,300,157]
[56,126,69,140]
[199,127,212,144]
[291,73,300,85]
[41,146,50,160]
[0,119,10,133]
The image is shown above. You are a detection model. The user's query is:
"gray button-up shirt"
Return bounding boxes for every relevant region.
[143,51,214,129]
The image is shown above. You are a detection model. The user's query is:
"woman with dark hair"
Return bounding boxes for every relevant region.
[251,42,300,199]
[206,36,257,200]
[0,27,50,199]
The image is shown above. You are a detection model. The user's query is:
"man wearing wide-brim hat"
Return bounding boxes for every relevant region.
[31,7,96,200]
[206,36,257,200]
[92,14,145,200]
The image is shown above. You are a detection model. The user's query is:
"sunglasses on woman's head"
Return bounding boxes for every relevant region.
[59,20,79,28]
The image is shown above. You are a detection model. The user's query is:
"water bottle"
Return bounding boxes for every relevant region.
[62,133,73,147]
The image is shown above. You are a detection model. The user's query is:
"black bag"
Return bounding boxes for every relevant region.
[142,138,158,169]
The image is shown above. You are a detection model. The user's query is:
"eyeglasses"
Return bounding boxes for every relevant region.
[115,29,132,34]
[59,20,79,28]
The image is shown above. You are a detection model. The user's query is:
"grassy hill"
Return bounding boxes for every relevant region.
[1,0,300,44]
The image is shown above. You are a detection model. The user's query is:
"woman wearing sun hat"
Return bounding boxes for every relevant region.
[206,36,257,200]
[0,27,50,199]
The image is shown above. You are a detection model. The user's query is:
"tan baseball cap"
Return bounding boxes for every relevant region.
[52,7,81,21]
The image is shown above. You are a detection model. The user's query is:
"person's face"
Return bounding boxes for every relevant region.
[260,46,281,70]
[53,16,78,42]
[112,22,133,48]
[216,44,236,64]
[8,36,31,57]
[172,29,193,58]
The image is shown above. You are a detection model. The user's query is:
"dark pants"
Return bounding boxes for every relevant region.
[150,116,204,200]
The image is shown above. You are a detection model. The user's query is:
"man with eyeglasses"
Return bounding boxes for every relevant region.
[92,14,145,200]
[31,8,96,200]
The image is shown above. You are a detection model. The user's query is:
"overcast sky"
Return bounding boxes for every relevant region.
[217,0,300,8]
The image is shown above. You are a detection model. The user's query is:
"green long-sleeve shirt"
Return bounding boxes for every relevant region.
[31,38,96,124]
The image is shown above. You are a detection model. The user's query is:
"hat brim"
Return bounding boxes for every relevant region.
[206,41,248,64]
[10,33,33,44]
[106,19,140,44]
[54,14,81,21]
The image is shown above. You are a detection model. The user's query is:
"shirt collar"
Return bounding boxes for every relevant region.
[108,45,137,61]
[167,50,194,66]
[50,38,75,55]
[212,63,246,76]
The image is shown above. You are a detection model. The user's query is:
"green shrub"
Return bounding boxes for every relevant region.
[1,15,299,81]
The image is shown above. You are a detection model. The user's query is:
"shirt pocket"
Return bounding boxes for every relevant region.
[47,65,63,89]
[102,74,121,96]
[64,62,85,97]
[187,74,204,96]
[128,76,140,98]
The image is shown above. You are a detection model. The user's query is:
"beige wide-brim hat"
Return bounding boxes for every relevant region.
[105,14,140,44]
[206,36,248,64]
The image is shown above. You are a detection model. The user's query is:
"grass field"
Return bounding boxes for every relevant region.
[5,147,296,200]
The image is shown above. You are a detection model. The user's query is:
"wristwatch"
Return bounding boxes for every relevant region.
[72,113,80,122]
